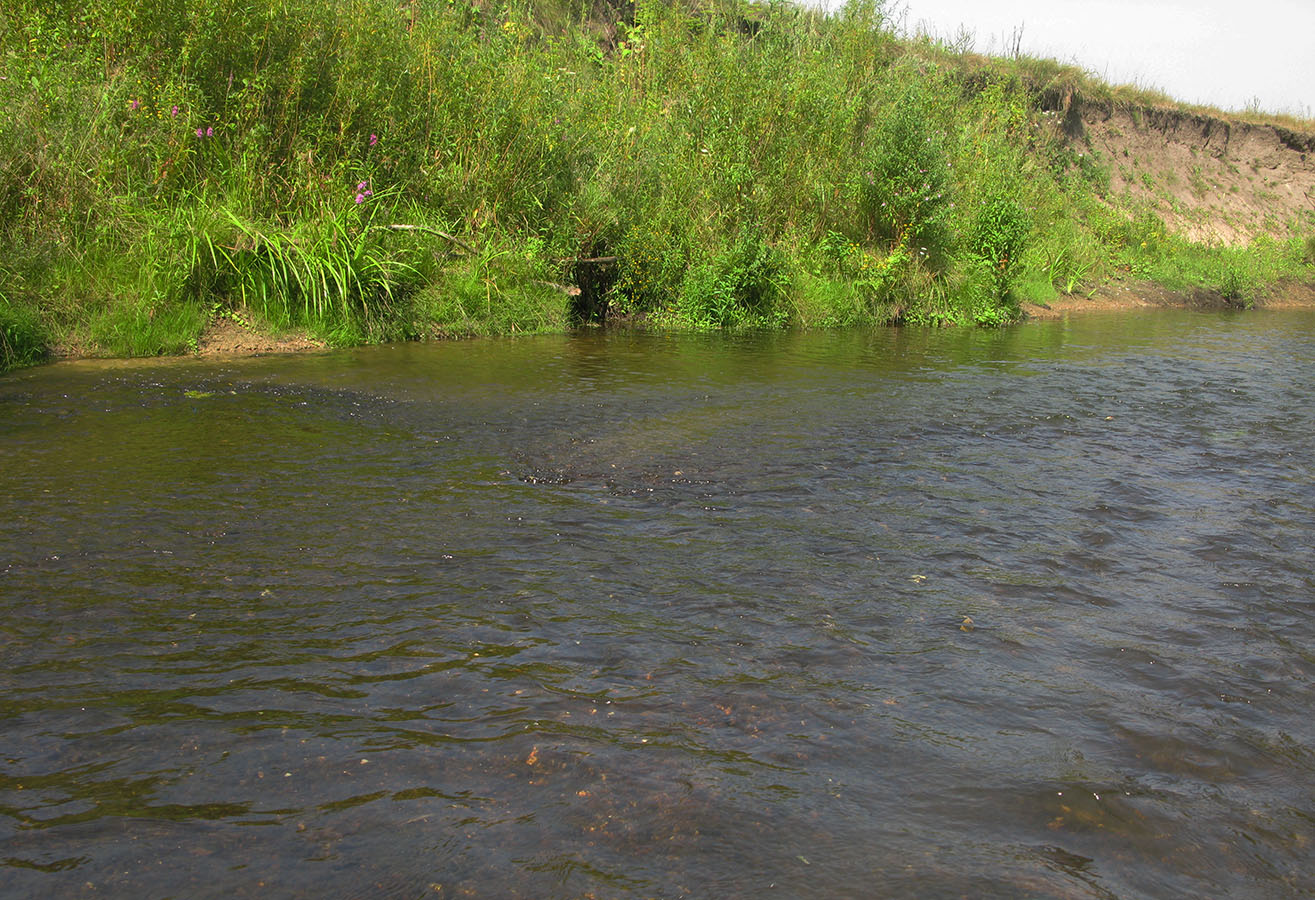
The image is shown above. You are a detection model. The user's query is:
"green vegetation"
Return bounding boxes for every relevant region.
[1,296,48,371]
[1,0,1312,371]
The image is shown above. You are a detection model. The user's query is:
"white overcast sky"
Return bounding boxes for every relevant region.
[820,0,1315,115]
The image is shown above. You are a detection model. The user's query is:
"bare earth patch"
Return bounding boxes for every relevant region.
[1021,277,1315,319]
[195,318,326,357]
[1073,103,1315,246]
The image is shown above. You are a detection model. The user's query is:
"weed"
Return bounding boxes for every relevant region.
[855,79,953,256]
[1217,257,1249,302]
[668,228,785,329]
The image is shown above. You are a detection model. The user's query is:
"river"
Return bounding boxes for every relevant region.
[2,310,1313,898]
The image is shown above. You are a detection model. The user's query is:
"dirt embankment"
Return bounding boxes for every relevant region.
[1071,100,1315,245]
[195,319,326,357]
[1012,99,1315,320]
[1021,277,1315,319]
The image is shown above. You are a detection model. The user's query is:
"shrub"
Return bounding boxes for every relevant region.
[966,196,1031,300]
[856,81,953,255]
[1215,251,1252,303]
[669,228,784,329]
[613,224,691,318]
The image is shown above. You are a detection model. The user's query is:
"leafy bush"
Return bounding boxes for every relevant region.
[668,228,784,329]
[966,196,1031,299]
[614,224,690,318]
[1219,268,1245,301]
[856,81,953,256]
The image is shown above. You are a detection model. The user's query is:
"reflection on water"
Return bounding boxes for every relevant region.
[2,310,1314,898]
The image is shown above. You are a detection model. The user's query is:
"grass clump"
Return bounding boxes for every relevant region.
[1,296,48,372]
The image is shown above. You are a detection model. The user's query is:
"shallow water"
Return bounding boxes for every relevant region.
[2,310,1313,898]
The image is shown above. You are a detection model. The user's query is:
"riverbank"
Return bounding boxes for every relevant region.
[32,274,1315,363]
[93,278,1312,360]
[3,0,1314,372]
[1020,277,1315,320]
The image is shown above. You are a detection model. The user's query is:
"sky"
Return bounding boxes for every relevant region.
[822,0,1315,116]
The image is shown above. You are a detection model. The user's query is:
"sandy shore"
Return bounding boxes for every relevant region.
[1019,277,1315,320]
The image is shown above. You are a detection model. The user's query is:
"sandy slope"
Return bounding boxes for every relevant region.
[1072,101,1315,245]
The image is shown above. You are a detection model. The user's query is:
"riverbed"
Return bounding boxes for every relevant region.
[2,310,1313,898]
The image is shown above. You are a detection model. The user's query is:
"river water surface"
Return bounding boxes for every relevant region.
[2,310,1314,898]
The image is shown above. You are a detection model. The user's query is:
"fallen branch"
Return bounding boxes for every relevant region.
[369,224,477,256]
[532,280,582,296]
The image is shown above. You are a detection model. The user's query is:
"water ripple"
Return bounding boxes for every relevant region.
[3,311,1315,897]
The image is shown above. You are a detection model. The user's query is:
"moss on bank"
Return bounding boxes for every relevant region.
[2,0,1313,372]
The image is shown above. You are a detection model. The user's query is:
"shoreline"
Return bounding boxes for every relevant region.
[25,278,1311,368]
[1019,276,1315,320]
[8,1,1315,374]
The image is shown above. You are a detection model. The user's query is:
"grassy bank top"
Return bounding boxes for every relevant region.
[3,0,1314,371]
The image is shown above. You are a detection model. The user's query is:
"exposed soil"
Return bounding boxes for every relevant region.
[1010,100,1315,320]
[1070,101,1315,245]
[195,318,326,357]
[1021,276,1315,320]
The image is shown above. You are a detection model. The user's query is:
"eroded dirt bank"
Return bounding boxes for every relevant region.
[1021,277,1315,320]
[1069,100,1315,245]
[194,319,326,357]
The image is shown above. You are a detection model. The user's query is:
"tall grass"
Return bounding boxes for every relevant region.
[0,0,1310,369]
[1,295,48,372]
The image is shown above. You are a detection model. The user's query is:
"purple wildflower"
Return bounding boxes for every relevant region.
[369,133,378,146]
[206,126,213,137]
[196,127,205,138]
[172,105,179,118]
[131,98,140,110]
[355,193,366,204]
[357,181,368,191]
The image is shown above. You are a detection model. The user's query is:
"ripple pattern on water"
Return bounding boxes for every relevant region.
[2,312,1314,898]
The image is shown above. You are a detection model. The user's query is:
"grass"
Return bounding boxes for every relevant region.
[0,0,1312,372]
[1,294,48,371]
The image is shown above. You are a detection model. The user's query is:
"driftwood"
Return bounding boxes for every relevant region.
[368,224,477,256]
[533,280,582,296]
